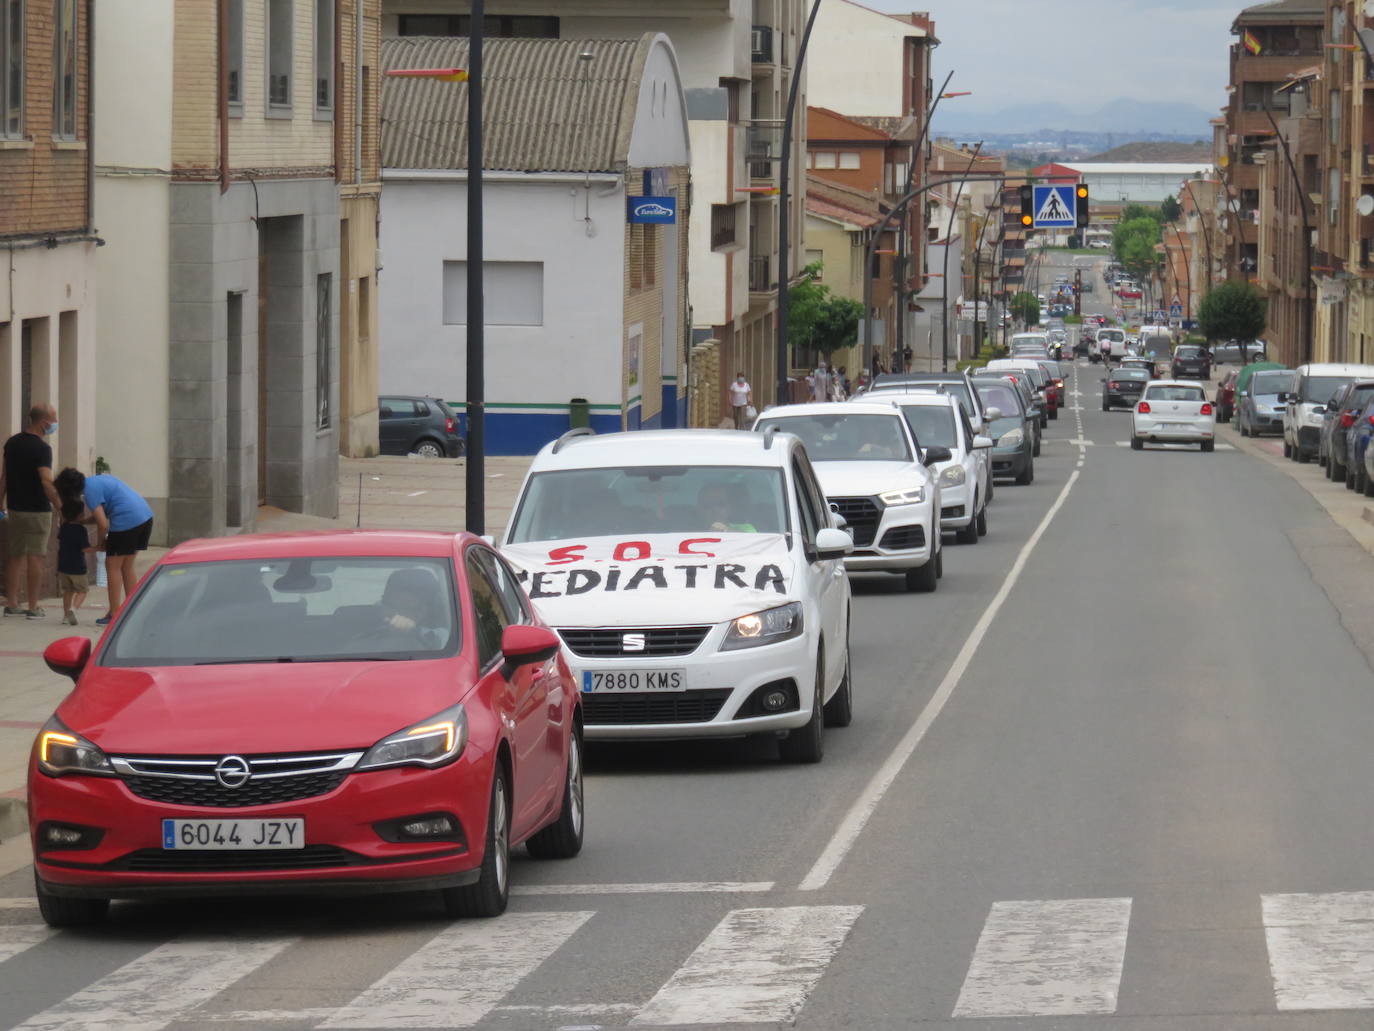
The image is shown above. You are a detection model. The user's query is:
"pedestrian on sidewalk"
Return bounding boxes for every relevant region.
[729,373,753,429]
[54,468,154,626]
[810,361,832,403]
[57,497,91,625]
[0,403,62,619]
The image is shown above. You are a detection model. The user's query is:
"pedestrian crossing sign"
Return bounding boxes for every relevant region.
[1031,185,1076,228]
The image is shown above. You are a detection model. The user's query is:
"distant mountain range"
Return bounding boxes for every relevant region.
[935,98,1216,137]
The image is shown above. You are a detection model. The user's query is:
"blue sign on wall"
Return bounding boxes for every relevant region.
[628,196,677,224]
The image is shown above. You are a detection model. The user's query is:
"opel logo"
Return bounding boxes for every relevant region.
[214,755,252,789]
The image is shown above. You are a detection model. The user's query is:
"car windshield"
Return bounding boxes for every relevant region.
[1302,375,1353,404]
[507,466,788,544]
[898,405,958,450]
[755,412,912,463]
[973,382,1022,417]
[1251,372,1295,395]
[1144,385,1206,402]
[873,379,975,419]
[101,557,460,666]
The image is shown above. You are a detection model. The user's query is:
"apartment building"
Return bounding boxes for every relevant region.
[381,0,806,422]
[0,0,97,479]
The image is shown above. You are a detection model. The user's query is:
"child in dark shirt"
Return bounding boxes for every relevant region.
[57,498,91,625]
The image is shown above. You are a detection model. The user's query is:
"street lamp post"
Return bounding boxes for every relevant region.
[775,0,824,407]
[1181,179,1214,290]
[939,140,984,370]
[1165,220,1192,320]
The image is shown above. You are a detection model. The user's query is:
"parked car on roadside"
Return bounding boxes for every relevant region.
[882,391,992,544]
[1319,381,1374,482]
[972,377,1036,485]
[985,359,1051,428]
[1214,369,1239,423]
[1237,368,1294,438]
[1211,340,1268,365]
[1282,363,1374,462]
[1354,395,1374,496]
[378,396,465,458]
[1131,381,1216,451]
[867,371,992,435]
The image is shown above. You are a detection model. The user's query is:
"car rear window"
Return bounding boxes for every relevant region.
[1176,347,1204,358]
[1144,385,1206,402]
[1111,370,1149,381]
[101,557,461,666]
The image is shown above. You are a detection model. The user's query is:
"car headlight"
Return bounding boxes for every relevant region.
[357,704,469,771]
[877,485,925,506]
[998,428,1024,447]
[938,465,966,487]
[36,716,115,778]
[721,602,804,651]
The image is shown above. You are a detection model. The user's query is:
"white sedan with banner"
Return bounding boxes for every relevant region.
[500,429,854,763]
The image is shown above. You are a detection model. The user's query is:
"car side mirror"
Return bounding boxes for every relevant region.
[984,406,1003,421]
[814,527,853,559]
[972,435,994,449]
[923,446,953,466]
[500,625,560,677]
[44,637,92,682]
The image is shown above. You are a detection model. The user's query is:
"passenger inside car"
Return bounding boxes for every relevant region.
[698,484,758,533]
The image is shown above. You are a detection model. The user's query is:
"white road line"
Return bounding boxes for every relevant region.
[405,490,427,497]
[320,910,593,1029]
[0,898,37,909]
[798,465,1083,892]
[513,881,773,896]
[0,923,55,963]
[630,905,863,1027]
[14,933,298,1031]
[1263,891,1374,1010]
[952,897,1132,1018]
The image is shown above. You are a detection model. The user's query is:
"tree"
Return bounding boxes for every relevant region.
[1113,216,1162,287]
[1121,203,1162,224]
[786,262,863,358]
[1197,280,1267,348]
[1160,195,1182,223]
[1009,291,1040,325]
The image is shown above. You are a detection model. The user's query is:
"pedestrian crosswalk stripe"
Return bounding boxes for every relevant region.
[513,880,774,896]
[0,923,54,964]
[0,898,37,909]
[13,933,298,1031]
[319,910,594,1028]
[1264,892,1374,1010]
[630,905,863,1026]
[952,897,1132,1018]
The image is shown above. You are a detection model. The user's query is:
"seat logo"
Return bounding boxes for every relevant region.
[214,755,252,788]
[622,633,647,652]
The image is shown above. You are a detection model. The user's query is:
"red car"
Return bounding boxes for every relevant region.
[29,531,582,926]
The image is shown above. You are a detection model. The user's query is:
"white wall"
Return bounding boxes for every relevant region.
[808,0,921,118]
[94,0,174,169]
[627,39,692,170]
[378,175,624,410]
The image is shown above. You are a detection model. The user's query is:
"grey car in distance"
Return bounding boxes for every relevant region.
[1237,370,1295,438]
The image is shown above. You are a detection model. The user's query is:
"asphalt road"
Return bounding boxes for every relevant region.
[5,259,1374,1028]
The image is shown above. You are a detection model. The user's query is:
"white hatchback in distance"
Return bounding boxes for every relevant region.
[500,429,853,763]
[754,402,945,591]
[1131,380,1216,451]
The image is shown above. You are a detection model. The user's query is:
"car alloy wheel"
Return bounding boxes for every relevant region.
[413,439,444,459]
[780,651,825,763]
[526,730,584,859]
[441,769,510,918]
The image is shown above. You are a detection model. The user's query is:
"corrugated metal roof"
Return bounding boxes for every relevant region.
[381,35,652,173]
[1062,163,1215,175]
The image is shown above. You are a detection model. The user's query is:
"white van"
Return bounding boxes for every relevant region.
[1282,363,1374,462]
[1095,328,1127,362]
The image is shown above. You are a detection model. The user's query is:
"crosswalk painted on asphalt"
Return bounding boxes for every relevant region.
[8,893,1374,1026]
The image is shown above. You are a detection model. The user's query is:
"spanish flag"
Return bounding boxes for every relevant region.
[1243,30,1262,56]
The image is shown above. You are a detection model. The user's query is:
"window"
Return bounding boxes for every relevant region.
[1329,88,1340,146]
[812,151,837,169]
[838,151,861,170]
[466,553,511,669]
[267,0,292,111]
[473,549,530,624]
[643,225,657,287]
[227,0,243,108]
[442,261,544,325]
[316,273,331,429]
[711,203,738,250]
[396,13,558,37]
[629,224,644,290]
[314,0,333,112]
[52,0,76,138]
[1,0,21,137]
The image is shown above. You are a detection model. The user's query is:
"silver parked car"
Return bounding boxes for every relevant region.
[1237,369,1294,437]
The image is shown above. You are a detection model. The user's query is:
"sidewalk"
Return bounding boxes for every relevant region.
[0,453,532,843]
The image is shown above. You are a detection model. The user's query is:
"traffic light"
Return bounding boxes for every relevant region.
[1020,185,1033,227]
[1075,183,1089,227]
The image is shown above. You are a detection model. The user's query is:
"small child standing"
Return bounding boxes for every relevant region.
[57,498,91,626]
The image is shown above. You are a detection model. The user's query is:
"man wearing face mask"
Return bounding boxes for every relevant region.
[729,372,753,429]
[0,404,63,618]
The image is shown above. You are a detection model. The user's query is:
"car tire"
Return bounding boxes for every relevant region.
[1102,401,1110,412]
[1364,469,1374,498]
[957,501,979,544]
[1040,413,1048,430]
[441,767,511,918]
[1032,436,1041,458]
[1283,438,1292,458]
[34,874,108,928]
[1131,437,1144,451]
[1347,465,1357,490]
[525,729,584,861]
[822,641,853,728]
[976,500,988,537]
[1330,458,1344,482]
[1240,419,1250,437]
[985,476,994,503]
[1201,440,1215,453]
[1015,458,1033,485]
[936,543,944,578]
[780,652,825,764]
[1296,448,1310,464]
[1049,407,1059,420]
[905,554,938,592]
[412,438,445,459]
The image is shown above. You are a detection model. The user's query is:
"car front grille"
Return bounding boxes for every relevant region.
[111,845,361,872]
[582,689,732,725]
[558,626,710,658]
[110,752,361,809]
[829,496,881,547]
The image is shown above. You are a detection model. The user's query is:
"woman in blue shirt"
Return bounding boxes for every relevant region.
[54,468,154,625]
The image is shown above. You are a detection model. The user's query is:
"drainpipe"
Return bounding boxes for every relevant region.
[218,0,229,193]
[355,0,363,186]
[85,0,95,228]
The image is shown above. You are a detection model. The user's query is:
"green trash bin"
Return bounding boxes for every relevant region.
[569,397,590,429]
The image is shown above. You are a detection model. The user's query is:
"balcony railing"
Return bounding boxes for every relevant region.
[749,255,771,292]
[751,25,773,63]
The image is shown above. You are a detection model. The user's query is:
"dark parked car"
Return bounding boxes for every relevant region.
[1326,380,1374,483]
[1102,367,1151,411]
[1171,345,1213,380]
[378,396,465,458]
[1214,369,1239,423]
[1348,394,1374,495]
[972,377,1035,485]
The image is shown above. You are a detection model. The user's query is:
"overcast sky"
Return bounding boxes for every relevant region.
[859,0,1238,116]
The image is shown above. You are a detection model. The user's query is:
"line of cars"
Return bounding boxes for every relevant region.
[27,362,1072,928]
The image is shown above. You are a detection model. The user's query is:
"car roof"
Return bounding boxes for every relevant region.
[1296,363,1374,376]
[871,390,961,409]
[761,401,907,418]
[531,429,794,470]
[163,529,470,564]
[1143,379,1207,388]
